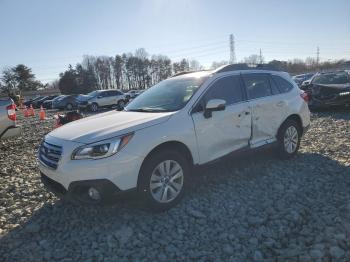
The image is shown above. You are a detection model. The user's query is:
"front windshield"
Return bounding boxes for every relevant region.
[125,76,208,112]
[87,91,99,96]
[312,72,350,85]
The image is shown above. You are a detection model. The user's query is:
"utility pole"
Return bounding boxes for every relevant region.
[229,34,235,64]
[316,46,320,66]
[259,48,263,64]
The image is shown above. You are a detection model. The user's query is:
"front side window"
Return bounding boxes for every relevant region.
[125,75,208,112]
[87,91,99,97]
[242,74,272,99]
[272,75,294,93]
[204,75,244,105]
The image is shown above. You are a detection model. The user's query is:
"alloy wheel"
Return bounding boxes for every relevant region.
[149,160,184,203]
[284,126,299,153]
[91,104,98,112]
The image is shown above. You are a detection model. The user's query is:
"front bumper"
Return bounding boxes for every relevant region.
[40,173,134,204]
[0,125,21,139]
[38,135,143,204]
[77,103,90,110]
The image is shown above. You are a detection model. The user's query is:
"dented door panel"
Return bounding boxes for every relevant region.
[249,95,288,147]
[192,102,251,164]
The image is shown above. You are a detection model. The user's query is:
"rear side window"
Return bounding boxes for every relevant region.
[108,91,117,96]
[204,75,244,105]
[242,74,272,99]
[272,75,294,93]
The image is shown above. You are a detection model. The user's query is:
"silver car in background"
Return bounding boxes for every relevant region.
[77,90,126,112]
[0,98,21,139]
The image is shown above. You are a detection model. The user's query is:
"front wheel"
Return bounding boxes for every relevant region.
[138,150,189,211]
[90,103,98,112]
[117,100,125,109]
[276,119,301,159]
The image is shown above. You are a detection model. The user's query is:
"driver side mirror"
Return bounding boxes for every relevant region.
[204,99,226,118]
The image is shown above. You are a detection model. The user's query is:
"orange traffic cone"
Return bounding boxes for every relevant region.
[39,106,46,120]
[24,106,29,117]
[29,104,35,116]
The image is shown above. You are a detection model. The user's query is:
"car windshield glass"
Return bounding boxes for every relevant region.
[312,73,350,85]
[87,91,99,96]
[125,76,208,112]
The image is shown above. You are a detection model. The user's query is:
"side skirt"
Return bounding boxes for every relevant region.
[194,141,278,170]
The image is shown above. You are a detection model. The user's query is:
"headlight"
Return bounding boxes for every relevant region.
[71,133,133,160]
[339,91,350,96]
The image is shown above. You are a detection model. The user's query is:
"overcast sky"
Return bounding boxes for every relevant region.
[0,0,349,83]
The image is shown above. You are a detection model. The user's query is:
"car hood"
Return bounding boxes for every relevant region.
[47,110,175,144]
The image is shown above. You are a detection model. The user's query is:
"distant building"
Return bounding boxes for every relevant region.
[0,88,61,100]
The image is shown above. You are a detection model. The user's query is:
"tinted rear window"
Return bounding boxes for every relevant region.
[272,75,294,93]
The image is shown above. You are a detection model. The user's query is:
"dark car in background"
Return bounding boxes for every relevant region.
[43,95,64,109]
[32,95,58,108]
[302,71,350,109]
[24,96,44,107]
[52,95,78,110]
[292,73,314,87]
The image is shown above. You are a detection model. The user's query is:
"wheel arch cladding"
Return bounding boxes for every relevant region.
[137,141,194,187]
[281,114,303,134]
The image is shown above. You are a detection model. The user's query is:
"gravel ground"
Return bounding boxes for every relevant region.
[0,109,350,261]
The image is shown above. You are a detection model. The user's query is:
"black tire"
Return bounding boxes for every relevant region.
[276,119,301,159]
[90,103,98,112]
[138,150,189,211]
[66,103,73,111]
[117,100,125,109]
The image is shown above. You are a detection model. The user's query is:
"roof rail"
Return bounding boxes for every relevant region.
[214,63,281,73]
[171,70,212,78]
[171,71,194,77]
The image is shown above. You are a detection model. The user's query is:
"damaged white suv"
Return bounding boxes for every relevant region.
[39,64,310,211]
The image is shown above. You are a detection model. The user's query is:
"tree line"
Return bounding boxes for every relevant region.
[0,64,43,95]
[57,48,202,94]
[1,48,349,96]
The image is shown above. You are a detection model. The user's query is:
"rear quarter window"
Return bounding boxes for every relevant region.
[272,75,294,93]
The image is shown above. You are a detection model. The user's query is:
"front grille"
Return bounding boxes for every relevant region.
[39,141,62,169]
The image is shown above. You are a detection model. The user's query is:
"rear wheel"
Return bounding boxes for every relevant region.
[138,150,188,211]
[276,119,301,159]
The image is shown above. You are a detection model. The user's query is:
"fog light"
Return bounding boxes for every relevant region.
[88,187,101,200]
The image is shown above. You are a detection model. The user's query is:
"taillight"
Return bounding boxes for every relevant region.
[300,92,310,103]
[7,103,16,121]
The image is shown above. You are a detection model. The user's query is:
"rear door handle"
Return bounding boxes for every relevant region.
[277,101,285,107]
[245,111,250,115]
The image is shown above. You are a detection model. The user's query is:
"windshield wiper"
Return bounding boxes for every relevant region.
[125,107,173,112]
[126,108,152,112]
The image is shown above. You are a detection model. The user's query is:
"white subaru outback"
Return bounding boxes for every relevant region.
[39,65,310,211]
